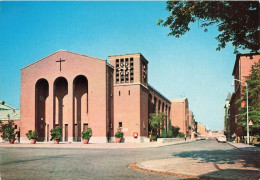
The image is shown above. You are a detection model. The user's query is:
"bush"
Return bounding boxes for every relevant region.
[115,131,123,138]
[50,127,62,141]
[172,126,180,137]
[26,130,39,140]
[160,128,167,138]
[81,128,92,139]
[177,132,185,138]
[167,119,173,138]
[0,120,16,141]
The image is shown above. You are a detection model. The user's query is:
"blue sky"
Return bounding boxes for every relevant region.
[0,1,244,130]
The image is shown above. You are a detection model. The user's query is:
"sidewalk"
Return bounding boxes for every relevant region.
[227,141,260,152]
[135,142,260,180]
[135,157,260,180]
[0,139,194,149]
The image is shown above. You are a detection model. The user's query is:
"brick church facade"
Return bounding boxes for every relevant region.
[20,50,172,143]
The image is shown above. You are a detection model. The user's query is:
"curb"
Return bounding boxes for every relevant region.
[226,142,260,152]
[133,162,244,180]
[131,162,199,179]
[0,140,196,149]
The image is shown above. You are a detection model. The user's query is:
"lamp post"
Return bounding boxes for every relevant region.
[232,79,249,144]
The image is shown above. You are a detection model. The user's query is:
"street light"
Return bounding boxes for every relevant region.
[232,79,249,144]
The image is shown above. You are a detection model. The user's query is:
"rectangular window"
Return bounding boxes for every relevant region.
[15,125,17,129]
[130,57,134,83]
[129,90,130,95]
[119,122,122,128]
[83,123,88,131]
[65,124,68,142]
[119,91,121,96]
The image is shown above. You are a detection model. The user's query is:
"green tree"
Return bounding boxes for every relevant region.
[149,113,165,136]
[172,126,180,137]
[192,113,198,135]
[0,120,16,141]
[167,119,173,138]
[157,1,259,53]
[160,127,167,138]
[177,132,185,138]
[236,62,260,136]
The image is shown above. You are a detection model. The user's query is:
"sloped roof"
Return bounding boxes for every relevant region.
[21,49,106,70]
[0,101,15,110]
[0,101,20,120]
[0,109,20,120]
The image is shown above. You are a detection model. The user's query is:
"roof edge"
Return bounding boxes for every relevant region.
[21,50,106,70]
[148,84,171,103]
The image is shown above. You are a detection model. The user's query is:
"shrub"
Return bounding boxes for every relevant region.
[81,128,92,139]
[160,128,167,138]
[0,120,16,141]
[50,127,62,141]
[115,131,123,138]
[177,132,185,138]
[167,119,173,138]
[26,130,39,140]
[172,126,180,137]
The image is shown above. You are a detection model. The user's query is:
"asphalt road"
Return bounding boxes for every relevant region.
[0,140,259,180]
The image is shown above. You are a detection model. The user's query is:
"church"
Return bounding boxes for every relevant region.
[20,50,171,143]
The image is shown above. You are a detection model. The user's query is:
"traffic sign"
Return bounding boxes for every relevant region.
[249,120,254,126]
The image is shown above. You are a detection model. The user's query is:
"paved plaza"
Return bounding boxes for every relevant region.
[0,140,259,179]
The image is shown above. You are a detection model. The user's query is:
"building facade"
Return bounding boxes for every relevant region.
[229,53,260,138]
[169,98,189,137]
[20,50,172,143]
[0,101,20,142]
[224,93,231,138]
[188,111,195,139]
[197,122,207,137]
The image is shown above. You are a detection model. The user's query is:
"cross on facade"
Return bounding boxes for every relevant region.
[56,58,66,71]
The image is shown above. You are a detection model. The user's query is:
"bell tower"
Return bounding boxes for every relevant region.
[109,53,149,142]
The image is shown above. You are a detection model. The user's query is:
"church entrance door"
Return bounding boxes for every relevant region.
[54,77,68,141]
[35,79,49,141]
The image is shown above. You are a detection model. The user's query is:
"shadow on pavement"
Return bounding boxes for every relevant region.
[199,169,260,180]
[173,149,260,168]
[0,154,67,166]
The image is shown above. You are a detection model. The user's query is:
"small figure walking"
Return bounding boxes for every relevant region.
[237,136,240,143]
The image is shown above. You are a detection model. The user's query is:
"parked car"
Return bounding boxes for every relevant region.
[196,136,205,140]
[217,135,227,143]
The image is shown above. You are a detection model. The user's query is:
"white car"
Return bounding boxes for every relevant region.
[217,135,227,143]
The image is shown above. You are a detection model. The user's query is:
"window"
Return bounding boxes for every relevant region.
[116,57,134,84]
[83,123,88,131]
[119,122,122,128]
[119,91,121,96]
[15,125,17,129]
[128,90,130,95]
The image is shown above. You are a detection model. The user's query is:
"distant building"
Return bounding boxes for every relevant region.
[188,111,195,139]
[224,93,231,138]
[208,130,224,139]
[229,53,260,138]
[170,98,189,137]
[0,101,20,141]
[197,122,207,137]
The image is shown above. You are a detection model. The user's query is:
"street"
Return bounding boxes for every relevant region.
[0,140,259,179]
